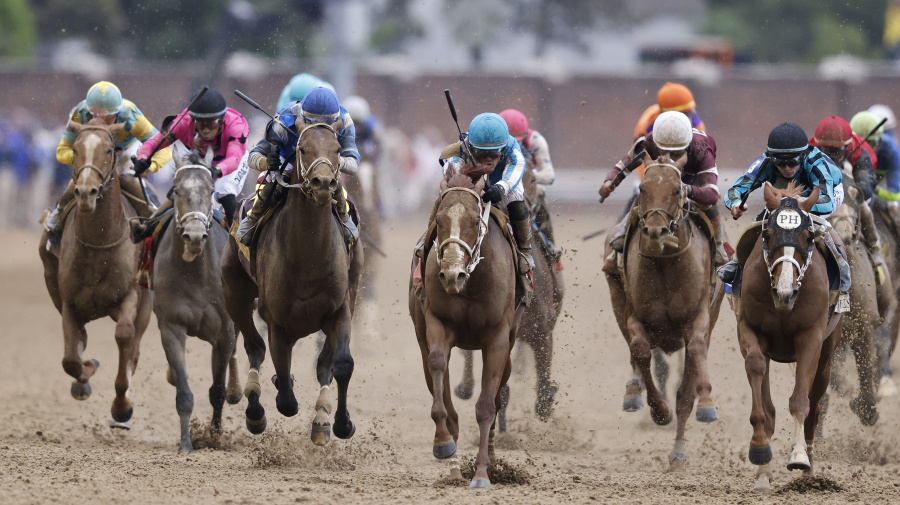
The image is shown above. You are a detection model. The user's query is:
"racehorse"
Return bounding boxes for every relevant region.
[603,160,722,472]
[38,118,152,428]
[738,182,843,492]
[408,169,521,489]
[826,184,880,426]
[871,198,900,397]
[221,123,364,445]
[152,151,242,452]
[454,165,563,430]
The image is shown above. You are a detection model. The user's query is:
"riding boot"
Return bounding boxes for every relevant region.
[129,199,172,244]
[604,211,630,273]
[333,182,359,246]
[43,181,76,250]
[510,214,535,305]
[217,194,238,228]
[414,196,441,260]
[236,179,276,246]
[118,173,153,218]
[536,192,563,264]
[825,227,852,298]
[702,205,730,268]
[859,201,887,285]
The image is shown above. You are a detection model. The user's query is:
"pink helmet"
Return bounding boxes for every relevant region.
[499,109,529,142]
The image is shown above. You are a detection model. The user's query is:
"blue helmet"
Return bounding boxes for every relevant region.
[467,113,509,150]
[298,87,341,124]
[277,73,331,110]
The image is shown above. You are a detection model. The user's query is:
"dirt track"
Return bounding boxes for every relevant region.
[1,203,899,505]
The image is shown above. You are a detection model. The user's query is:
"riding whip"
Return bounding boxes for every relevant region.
[599,149,646,203]
[845,116,888,161]
[443,89,476,163]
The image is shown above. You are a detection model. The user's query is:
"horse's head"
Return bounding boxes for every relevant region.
[292,123,341,206]
[521,162,538,205]
[69,119,124,212]
[828,184,860,245]
[435,172,488,294]
[637,161,687,254]
[762,181,821,311]
[172,151,215,262]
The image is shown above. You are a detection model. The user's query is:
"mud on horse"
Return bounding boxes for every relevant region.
[221,122,363,444]
[38,118,152,429]
[737,181,843,492]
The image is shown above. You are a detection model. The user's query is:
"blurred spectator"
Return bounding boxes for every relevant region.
[0,109,58,229]
[886,0,900,60]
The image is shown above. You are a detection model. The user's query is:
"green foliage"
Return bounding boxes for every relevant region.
[30,0,125,54]
[704,0,885,62]
[0,0,37,58]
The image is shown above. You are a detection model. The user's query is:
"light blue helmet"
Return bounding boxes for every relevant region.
[277,73,330,110]
[85,81,123,116]
[467,113,509,150]
[298,87,341,124]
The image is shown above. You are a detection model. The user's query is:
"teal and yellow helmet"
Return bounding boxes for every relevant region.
[85,81,123,116]
[467,113,510,150]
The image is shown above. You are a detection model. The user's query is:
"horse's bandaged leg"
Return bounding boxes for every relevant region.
[244,367,261,398]
[314,384,333,414]
[787,414,810,471]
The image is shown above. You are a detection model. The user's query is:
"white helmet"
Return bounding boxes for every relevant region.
[868,104,897,131]
[652,111,692,150]
[343,95,371,123]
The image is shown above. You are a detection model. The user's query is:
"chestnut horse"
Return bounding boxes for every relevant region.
[603,161,722,472]
[408,171,521,489]
[222,123,363,444]
[38,119,152,428]
[153,152,243,452]
[738,182,843,492]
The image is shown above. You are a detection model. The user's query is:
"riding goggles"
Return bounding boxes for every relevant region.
[771,153,803,168]
[194,117,223,130]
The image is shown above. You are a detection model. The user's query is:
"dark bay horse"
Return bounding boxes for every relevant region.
[454,165,563,430]
[222,123,363,444]
[826,184,880,426]
[153,152,242,452]
[738,182,843,492]
[38,119,152,428]
[870,199,900,397]
[603,161,722,472]
[408,171,521,489]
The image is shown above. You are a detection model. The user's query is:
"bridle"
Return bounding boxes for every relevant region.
[172,164,213,232]
[434,185,491,275]
[638,162,691,255]
[72,126,119,195]
[761,203,815,291]
[275,123,340,197]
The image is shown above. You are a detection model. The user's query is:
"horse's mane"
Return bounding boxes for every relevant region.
[445,172,475,189]
[460,163,494,180]
[764,180,807,211]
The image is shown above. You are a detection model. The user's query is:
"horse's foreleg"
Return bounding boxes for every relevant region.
[786,327,828,472]
[803,322,842,474]
[690,312,717,424]
[160,321,193,452]
[669,334,701,472]
[327,304,355,441]
[454,349,475,400]
[628,319,670,425]
[470,331,510,490]
[61,306,97,399]
[442,358,460,441]
[209,331,232,436]
[225,323,242,405]
[424,313,455,459]
[740,320,773,468]
[109,288,141,427]
[130,287,152,372]
[268,324,298,419]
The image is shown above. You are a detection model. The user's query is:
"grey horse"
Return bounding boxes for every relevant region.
[150,151,242,452]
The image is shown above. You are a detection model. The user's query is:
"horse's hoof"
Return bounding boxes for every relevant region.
[787,448,810,471]
[333,420,356,440]
[433,439,457,459]
[311,423,332,446]
[108,419,132,430]
[70,381,92,401]
[275,393,299,418]
[668,453,686,472]
[178,441,194,453]
[111,405,134,423]
[455,383,474,400]
[651,402,673,426]
[622,394,644,412]
[748,445,773,465]
[225,393,242,405]
[468,477,492,490]
[752,475,772,493]
[695,405,719,423]
[245,413,267,435]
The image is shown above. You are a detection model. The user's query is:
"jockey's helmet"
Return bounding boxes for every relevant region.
[850,110,885,143]
[299,87,341,124]
[868,104,897,131]
[343,95,371,123]
[189,89,227,120]
[657,82,696,113]
[278,73,332,110]
[767,123,809,158]
[813,116,852,147]
[652,111,692,151]
[86,81,123,117]
[499,109,529,143]
[467,113,509,151]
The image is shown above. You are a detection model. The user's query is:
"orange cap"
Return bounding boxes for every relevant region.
[657,82,696,113]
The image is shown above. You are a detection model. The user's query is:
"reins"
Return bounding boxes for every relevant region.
[276,123,340,197]
[172,164,214,232]
[637,162,693,257]
[434,185,491,275]
[70,125,129,249]
[761,206,816,290]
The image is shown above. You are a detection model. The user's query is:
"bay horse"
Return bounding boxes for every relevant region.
[221,123,364,445]
[38,118,152,428]
[826,183,879,426]
[454,165,563,430]
[408,169,521,489]
[870,198,900,397]
[738,182,843,492]
[603,160,722,472]
[152,151,243,452]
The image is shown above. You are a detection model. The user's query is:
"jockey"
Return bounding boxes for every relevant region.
[276,72,333,111]
[722,122,850,294]
[236,86,360,246]
[869,103,898,142]
[44,81,171,246]
[853,110,900,204]
[499,108,563,264]
[633,82,707,139]
[129,88,249,242]
[599,111,728,271]
[809,115,886,280]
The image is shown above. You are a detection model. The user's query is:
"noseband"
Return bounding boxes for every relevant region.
[434,186,491,275]
[638,163,691,255]
[762,204,815,291]
[173,165,213,232]
[72,126,119,195]
[275,123,339,197]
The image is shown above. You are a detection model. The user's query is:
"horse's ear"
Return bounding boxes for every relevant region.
[474,176,486,193]
[800,185,820,213]
[107,122,125,137]
[67,120,83,135]
[763,182,780,211]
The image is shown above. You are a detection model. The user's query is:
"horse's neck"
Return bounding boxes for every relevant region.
[75,175,124,241]
[281,190,340,261]
[462,223,506,293]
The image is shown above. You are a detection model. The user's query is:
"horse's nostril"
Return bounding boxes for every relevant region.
[74,187,81,197]
[439,272,446,282]
[182,233,190,241]
[201,233,208,241]
[329,179,337,191]
[89,188,98,197]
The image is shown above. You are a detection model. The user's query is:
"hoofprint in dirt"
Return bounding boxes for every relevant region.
[1,200,899,504]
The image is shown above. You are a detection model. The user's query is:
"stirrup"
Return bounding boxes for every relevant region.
[236,216,258,247]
